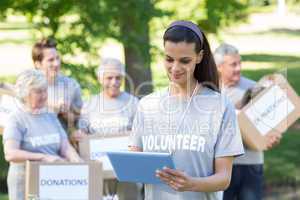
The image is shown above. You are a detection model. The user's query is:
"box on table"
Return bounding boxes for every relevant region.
[237,74,300,151]
[78,133,130,179]
[25,161,103,200]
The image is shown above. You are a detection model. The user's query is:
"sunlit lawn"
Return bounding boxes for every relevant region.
[0,193,8,200]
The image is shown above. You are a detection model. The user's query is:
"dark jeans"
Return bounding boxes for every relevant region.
[223,164,263,200]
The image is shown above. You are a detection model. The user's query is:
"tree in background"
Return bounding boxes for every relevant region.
[0,0,248,96]
[154,0,247,33]
[0,0,163,96]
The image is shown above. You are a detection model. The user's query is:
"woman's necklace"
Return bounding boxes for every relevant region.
[168,83,200,154]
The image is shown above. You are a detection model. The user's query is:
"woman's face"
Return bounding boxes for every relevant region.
[25,87,48,109]
[98,70,123,98]
[36,48,61,80]
[164,41,202,87]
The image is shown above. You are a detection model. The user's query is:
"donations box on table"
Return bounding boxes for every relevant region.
[237,74,300,151]
[25,161,103,200]
[79,133,130,179]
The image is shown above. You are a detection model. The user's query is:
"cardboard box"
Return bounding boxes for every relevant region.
[238,74,300,151]
[25,161,103,200]
[79,133,130,179]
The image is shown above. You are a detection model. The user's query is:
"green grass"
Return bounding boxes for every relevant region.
[0,76,17,84]
[242,54,300,63]
[264,129,300,185]
[0,193,8,200]
[241,54,300,94]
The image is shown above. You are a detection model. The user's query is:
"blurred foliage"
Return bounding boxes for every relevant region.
[248,0,274,6]
[0,76,16,84]
[153,0,248,33]
[0,0,164,95]
[0,0,249,95]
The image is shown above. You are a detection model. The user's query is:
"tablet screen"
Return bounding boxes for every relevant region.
[107,151,175,184]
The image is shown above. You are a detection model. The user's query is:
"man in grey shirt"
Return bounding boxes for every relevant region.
[214,43,281,200]
[77,57,139,137]
[32,38,83,132]
[76,58,141,200]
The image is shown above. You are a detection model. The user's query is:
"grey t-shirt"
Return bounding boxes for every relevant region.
[3,106,68,156]
[79,92,139,136]
[221,76,264,165]
[47,74,83,130]
[130,87,244,200]
[47,74,83,113]
[3,106,68,200]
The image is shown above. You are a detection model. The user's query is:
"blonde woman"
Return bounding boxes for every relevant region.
[3,69,81,200]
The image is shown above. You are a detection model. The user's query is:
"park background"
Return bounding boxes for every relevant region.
[0,0,300,199]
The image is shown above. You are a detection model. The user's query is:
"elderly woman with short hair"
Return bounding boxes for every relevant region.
[3,69,81,200]
[73,57,141,200]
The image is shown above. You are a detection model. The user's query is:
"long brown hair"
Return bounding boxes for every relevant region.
[163,25,219,91]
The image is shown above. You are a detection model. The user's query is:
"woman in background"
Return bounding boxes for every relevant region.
[32,38,83,132]
[3,69,81,200]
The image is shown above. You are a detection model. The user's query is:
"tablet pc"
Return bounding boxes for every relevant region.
[106,151,175,184]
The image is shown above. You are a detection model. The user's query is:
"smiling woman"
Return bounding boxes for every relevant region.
[163,21,219,93]
[129,20,244,200]
[2,69,82,200]
[31,38,83,132]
